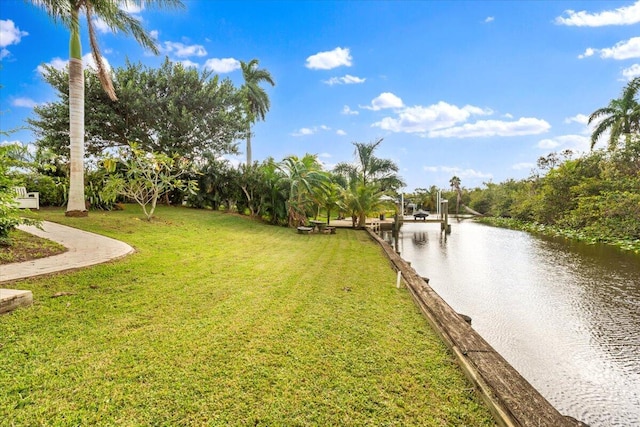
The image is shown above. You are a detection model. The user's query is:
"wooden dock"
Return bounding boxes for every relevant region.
[398,200,451,233]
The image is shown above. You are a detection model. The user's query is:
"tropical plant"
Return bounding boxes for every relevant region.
[588,77,640,151]
[190,156,238,210]
[342,183,387,228]
[28,0,184,216]
[0,143,41,245]
[333,138,404,225]
[413,186,439,211]
[260,158,288,225]
[334,138,404,191]
[240,59,275,165]
[104,144,196,221]
[279,154,328,227]
[238,163,269,218]
[318,181,344,225]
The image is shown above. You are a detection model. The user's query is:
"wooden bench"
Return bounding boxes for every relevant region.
[297,226,313,234]
[13,187,39,210]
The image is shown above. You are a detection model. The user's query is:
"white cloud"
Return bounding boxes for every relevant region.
[323,74,366,85]
[537,134,590,152]
[564,114,589,125]
[423,165,492,180]
[555,1,640,26]
[372,101,492,134]
[120,0,144,14]
[599,37,640,60]
[581,37,640,60]
[361,92,404,111]
[318,152,332,158]
[485,16,495,23]
[512,162,535,170]
[12,97,37,108]
[538,139,560,149]
[161,41,207,58]
[0,139,22,147]
[336,129,347,136]
[291,125,331,137]
[82,53,112,72]
[36,54,111,74]
[0,19,28,47]
[503,113,514,119]
[37,57,68,74]
[622,63,640,80]
[178,59,199,68]
[203,57,240,73]
[305,47,352,70]
[92,17,111,34]
[428,117,550,138]
[0,19,28,59]
[578,48,595,59]
[150,30,159,40]
[341,105,359,115]
[291,127,315,137]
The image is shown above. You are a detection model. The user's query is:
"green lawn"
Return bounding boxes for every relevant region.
[0,229,67,264]
[1,206,495,426]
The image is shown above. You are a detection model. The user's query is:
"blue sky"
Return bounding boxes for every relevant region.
[1,0,639,191]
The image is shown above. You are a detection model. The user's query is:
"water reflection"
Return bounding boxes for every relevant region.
[385,221,640,427]
[412,231,428,246]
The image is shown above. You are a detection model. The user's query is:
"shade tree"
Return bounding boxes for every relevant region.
[30,59,246,161]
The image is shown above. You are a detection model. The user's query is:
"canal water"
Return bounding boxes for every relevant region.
[382,220,640,427]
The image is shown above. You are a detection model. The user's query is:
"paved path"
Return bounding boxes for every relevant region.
[0,221,134,284]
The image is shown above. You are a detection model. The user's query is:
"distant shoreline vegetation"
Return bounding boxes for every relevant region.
[406,79,640,255]
[475,216,640,254]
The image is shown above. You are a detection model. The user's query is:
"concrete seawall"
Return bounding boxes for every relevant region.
[365,228,587,427]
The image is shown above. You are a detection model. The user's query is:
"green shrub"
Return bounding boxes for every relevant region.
[559,191,640,241]
[0,146,41,245]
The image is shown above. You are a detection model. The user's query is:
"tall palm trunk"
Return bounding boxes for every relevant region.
[66,14,87,216]
[246,124,252,166]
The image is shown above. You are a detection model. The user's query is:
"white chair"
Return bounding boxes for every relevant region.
[13,187,40,210]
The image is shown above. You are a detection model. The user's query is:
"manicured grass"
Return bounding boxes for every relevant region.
[0,229,67,264]
[1,206,495,426]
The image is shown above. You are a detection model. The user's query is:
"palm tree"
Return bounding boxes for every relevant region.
[240,59,275,166]
[334,138,404,191]
[449,175,462,215]
[589,77,640,151]
[279,154,328,227]
[342,183,387,228]
[29,0,183,216]
[319,181,344,225]
[260,158,287,225]
[333,138,404,225]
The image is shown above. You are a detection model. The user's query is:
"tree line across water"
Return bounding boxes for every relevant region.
[406,79,640,252]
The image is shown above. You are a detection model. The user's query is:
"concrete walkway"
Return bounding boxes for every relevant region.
[1,220,134,286]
